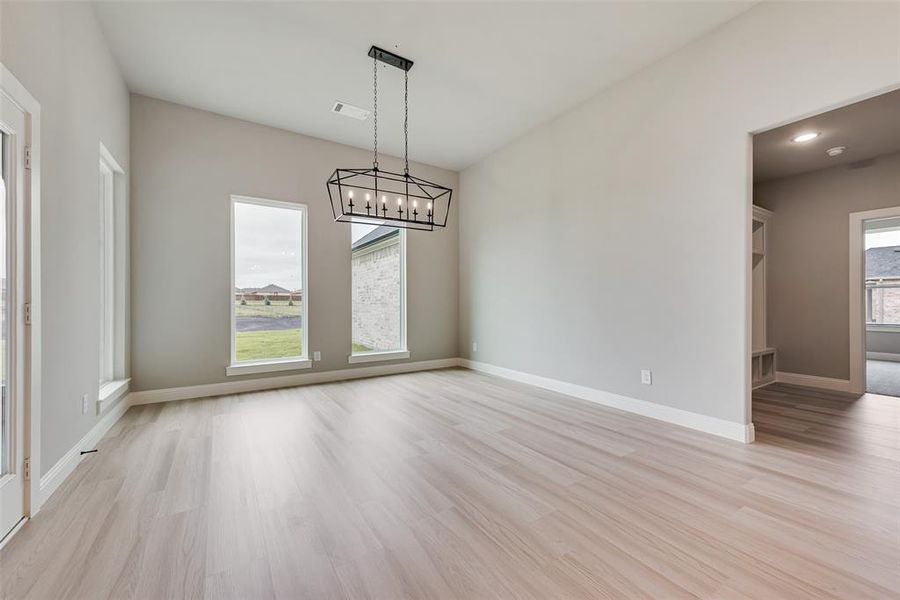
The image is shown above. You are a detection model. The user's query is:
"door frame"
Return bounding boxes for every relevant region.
[849,206,900,396]
[0,63,41,525]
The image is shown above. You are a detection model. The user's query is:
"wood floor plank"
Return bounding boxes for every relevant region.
[1,372,898,599]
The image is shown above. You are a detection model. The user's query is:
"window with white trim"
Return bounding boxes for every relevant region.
[230,196,308,370]
[865,228,900,327]
[98,147,120,388]
[350,224,406,358]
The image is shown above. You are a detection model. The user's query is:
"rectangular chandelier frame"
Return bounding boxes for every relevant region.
[327,167,452,232]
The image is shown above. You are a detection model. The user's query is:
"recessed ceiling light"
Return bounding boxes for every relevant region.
[826,146,846,157]
[791,131,820,143]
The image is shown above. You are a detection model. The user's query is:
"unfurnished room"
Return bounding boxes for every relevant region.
[0,2,899,599]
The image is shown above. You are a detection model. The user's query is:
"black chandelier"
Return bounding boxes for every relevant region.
[326,46,452,232]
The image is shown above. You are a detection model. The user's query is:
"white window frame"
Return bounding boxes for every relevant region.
[98,158,114,384]
[227,195,310,376]
[348,228,409,364]
[97,143,129,408]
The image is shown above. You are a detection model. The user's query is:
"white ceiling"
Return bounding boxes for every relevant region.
[754,88,900,183]
[93,1,754,171]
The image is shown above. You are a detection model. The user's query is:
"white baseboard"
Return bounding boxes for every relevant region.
[128,358,460,406]
[39,394,132,506]
[460,359,753,443]
[866,351,900,363]
[775,371,852,393]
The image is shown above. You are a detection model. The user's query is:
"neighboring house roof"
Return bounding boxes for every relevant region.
[866,246,900,279]
[352,226,399,252]
[254,283,292,294]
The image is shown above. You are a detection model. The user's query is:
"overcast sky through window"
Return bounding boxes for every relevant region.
[865,230,900,250]
[234,202,302,290]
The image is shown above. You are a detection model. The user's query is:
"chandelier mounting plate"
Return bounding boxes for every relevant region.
[368,46,414,72]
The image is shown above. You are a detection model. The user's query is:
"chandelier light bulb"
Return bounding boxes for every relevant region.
[397,197,402,205]
[348,190,353,198]
[365,193,371,201]
[382,196,386,204]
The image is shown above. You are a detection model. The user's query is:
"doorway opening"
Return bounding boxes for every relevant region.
[859,213,900,397]
[748,87,900,427]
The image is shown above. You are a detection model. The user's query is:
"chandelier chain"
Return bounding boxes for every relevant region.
[404,69,409,175]
[373,55,378,170]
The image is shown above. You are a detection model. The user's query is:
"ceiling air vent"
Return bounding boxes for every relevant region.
[332,101,370,121]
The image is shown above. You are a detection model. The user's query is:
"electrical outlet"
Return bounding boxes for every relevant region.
[472,342,478,352]
[641,369,653,385]
[81,394,89,414]
[313,351,321,361]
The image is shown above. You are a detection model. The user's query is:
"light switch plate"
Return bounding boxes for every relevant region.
[472,342,478,352]
[641,370,652,385]
[313,351,321,361]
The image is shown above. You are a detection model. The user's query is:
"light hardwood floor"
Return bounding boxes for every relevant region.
[1,369,898,599]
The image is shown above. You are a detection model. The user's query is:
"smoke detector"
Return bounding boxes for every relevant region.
[826,146,846,157]
[331,101,370,121]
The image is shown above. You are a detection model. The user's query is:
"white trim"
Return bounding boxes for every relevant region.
[850,206,900,396]
[98,152,115,385]
[0,516,26,551]
[460,359,754,443]
[752,205,774,222]
[775,371,852,393]
[866,324,900,333]
[38,393,130,507]
[400,229,407,352]
[98,142,126,387]
[743,134,754,427]
[348,350,410,364]
[97,378,130,413]
[98,142,123,175]
[1,64,41,521]
[230,195,309,368]
[130,358,459,406]
[866,352,900,363]
[226,358,311,376]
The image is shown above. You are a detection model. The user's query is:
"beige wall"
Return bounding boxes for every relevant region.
[130,95,458,392]
[755,151,900,380]
[1,1,131,475]
[459,1,900,426]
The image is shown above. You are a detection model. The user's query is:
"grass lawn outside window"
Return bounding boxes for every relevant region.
[234,300,303,362]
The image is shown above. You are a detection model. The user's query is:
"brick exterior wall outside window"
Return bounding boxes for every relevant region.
[352,239,401,350]
[868,284,900,325]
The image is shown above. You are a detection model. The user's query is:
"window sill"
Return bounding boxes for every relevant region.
[348,350,410,364]
[867,324,900,333]
[98,378,130,412]
[226,358,311,376]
